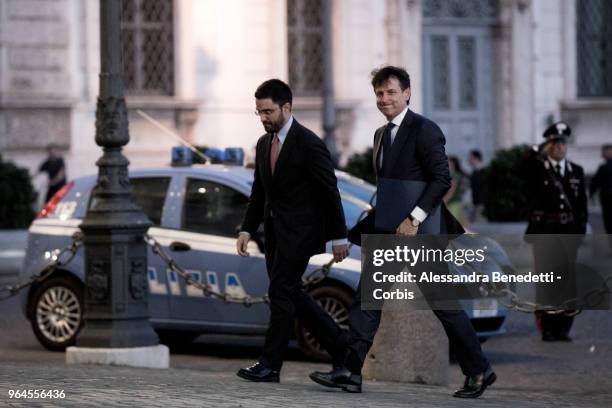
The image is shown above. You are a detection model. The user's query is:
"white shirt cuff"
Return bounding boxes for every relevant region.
[410,206,428,223]
[332,238,348,246]
[239,231,251,239]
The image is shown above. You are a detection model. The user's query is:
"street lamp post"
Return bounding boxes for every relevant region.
[66,0,166,366]
[322,0,338,165]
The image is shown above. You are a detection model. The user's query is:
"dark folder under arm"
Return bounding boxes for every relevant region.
[374,178,442,234]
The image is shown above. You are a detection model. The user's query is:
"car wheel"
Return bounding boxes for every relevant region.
[29,276,83,351]
[296,285,353,362]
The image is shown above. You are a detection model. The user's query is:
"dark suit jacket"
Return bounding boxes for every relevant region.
[349,109,464,245]
[590,159,612,200]
[525,156,588,235]
[242,119,347,260]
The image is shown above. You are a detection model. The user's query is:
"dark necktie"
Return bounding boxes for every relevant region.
[555,163,562,177]
[380,122,395,172]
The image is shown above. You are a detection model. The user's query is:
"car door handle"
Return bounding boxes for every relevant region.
[169,241,191,252]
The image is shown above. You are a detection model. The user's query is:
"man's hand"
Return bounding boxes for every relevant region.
[236,232,251,257]
[396,217,418,236]
[332,243,349,262]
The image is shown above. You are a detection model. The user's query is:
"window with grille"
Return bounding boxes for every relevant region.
[577,0,612,97]
[120,0,174,96]
[287,0,324,96]
[423,0,498,20]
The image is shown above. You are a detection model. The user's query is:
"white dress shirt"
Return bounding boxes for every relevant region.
[547,157,567,177]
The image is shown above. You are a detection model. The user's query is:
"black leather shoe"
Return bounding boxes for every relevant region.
[309,366,362,393]
[453,366,496,399]
[237,362,280,383]
[542,332,557,342]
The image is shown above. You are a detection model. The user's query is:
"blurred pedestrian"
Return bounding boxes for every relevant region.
[38,144,66,203]
[468,150,486,222]
[444,156,469,226]
[589,144,612,252]
[525,122,587,342]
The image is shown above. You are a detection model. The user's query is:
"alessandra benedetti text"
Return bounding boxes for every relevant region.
[372,271,558,284]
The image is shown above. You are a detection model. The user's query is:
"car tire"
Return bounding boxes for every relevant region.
[29,275,83,351]
[296,285,353,362]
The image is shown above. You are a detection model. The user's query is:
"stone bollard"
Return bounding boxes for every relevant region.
[362,309,448,385]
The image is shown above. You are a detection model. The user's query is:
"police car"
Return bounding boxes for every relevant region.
[20,155,507,359]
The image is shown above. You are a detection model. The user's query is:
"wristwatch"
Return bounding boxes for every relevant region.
[409,214,420,227]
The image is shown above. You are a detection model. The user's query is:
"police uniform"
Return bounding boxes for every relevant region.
[525,122,588,341]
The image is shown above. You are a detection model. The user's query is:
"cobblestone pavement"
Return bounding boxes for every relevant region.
[0,356,610,408]
[1,297,611,407]
[1,224,611,407]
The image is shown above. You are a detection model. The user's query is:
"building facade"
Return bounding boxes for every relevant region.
[1,0,610,206]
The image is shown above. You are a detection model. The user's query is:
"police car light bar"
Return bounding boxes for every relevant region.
[171,146,245,167]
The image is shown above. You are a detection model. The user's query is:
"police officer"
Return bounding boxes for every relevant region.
[525,122,588,341]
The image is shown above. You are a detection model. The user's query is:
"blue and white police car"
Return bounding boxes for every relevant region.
[20,154,507,359]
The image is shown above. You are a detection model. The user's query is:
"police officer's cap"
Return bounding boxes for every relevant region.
[542,121,571,141]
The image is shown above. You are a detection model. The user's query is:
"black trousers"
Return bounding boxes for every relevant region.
[601,196,612,253]
[344,277,489,377]
[259,226,346,370]
[532,235,581,337]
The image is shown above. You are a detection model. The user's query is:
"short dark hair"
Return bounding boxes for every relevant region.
[469,149,483,161]
[254,79,292,107]
[371,66,411,90]
[602,144,612,153]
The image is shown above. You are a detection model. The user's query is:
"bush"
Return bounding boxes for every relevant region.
[341,148,376,184]
[483,145,531,222]
[0,157,37,228]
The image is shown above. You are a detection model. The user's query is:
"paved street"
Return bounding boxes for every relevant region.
[1,225,611,407]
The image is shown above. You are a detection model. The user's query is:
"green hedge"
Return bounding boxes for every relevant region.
[341,148,375,184]
[0,157,37,229]
[483,145,531,222]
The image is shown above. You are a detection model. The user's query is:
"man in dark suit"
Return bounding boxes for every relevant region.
[525,122,588,341]
[590,144,612,252]
[236,79,349,383]
[309,66,495,398]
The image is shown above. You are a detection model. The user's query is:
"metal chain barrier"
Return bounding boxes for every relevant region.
[144,233,269,306]
[143,209,370,306]
[3,191,610,316]
[475,267,612,316]
[144,195,375,307]
[0,232,83,301]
